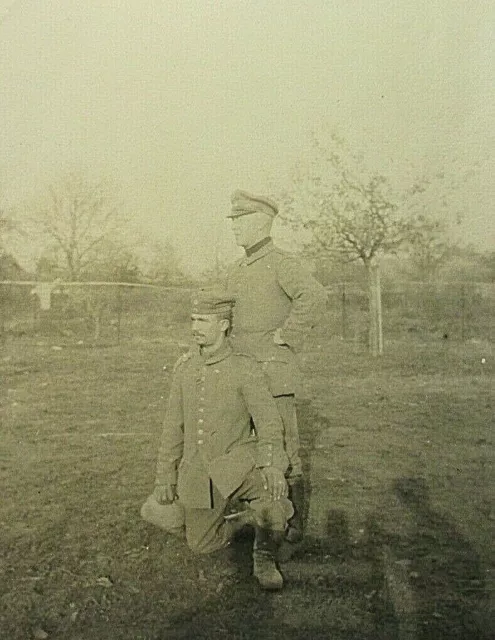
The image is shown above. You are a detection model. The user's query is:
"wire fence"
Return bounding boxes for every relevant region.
[0,280,493,346]
[0,281,193,345]
[324,281,494,343]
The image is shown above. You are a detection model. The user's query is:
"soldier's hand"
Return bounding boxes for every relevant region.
[273,327,286,345]
[260,467,288,501]
[153,483,177,505]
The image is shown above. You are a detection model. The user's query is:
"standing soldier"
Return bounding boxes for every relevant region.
[141,290,294,590]
[226,190,327,549]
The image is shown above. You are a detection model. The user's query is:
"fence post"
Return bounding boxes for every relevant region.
[0,284,5,345]
[368,262,383,356]
[116,286,122,345]
[460,284,466,341]
[32,287,38,332]
[376,267,383,354]
[341,282,347,340]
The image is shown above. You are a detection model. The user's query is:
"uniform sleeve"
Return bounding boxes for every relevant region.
[224,260,240,295]
[239,359,289,473]
[275,255,327,352]
[155,372,184,486]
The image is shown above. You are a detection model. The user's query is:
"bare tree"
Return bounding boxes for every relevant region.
[25,174,142,341]
[279,132,455,353]
[137,239,185,285]
[405,215,452,281]
[0,210,12,239]
[0,203,29,277]
[0,206,21,254]
[32,173,129,281]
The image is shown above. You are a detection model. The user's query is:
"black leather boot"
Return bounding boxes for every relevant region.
[286,477,305,543]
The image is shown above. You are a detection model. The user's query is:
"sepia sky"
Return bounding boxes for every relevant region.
[1,0,494,273]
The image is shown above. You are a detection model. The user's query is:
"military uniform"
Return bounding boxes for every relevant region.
[142,334,293,555]
[226,190,327,544]
[226,193,327,477]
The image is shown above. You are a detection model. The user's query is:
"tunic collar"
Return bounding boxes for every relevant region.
[243,238,274,265]
[245,236,272,258]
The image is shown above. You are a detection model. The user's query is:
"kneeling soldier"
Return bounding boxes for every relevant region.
[141,290,293,590]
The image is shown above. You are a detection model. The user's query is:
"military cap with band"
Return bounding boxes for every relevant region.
[191,289,236,317]
[227,190,279,219]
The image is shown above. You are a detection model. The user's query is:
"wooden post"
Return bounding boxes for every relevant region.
[368,265,377,355]
[368,261,383,356]
[341,282,347,340]
[32,286,38,332]
[0,284,5,345]
[376,265,383,355]
[460,284,466,341]
[116,285,122,345]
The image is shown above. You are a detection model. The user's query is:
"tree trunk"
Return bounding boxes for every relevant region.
[367,261,383,356]
[94,312,101,342]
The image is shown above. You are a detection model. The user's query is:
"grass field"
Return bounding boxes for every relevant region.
[1,324,493,639]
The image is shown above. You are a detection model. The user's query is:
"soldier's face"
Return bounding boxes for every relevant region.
[191,314,227,346]
[230,212,269,248]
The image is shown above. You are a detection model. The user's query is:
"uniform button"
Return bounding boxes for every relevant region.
[200,396,205,400]
[198,440,204,445]
[198,429,204,435]
[199,407,204,412]
[198,419,204,424]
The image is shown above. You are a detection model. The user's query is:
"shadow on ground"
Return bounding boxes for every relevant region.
[152,401,393,640]
[2,392,492,640]
[389,477,491,639]
[156,527,391,640]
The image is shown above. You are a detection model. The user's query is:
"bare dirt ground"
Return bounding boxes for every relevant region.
[1,326,493,639]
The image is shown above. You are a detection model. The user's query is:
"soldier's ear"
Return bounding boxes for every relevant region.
[219,318,230,334]
[258,211,274,232]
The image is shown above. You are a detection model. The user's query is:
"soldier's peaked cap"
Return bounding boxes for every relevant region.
[191,288,235,317]
[227,190,279,218]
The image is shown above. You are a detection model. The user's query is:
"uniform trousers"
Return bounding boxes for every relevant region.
[141,468,293,555]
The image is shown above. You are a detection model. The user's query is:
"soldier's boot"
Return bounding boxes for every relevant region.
[252,528,284,591]
[286,477,305,543]
[277,479,305,563]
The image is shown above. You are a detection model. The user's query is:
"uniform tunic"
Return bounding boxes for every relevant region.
[155,340,288,510]
[226,239,327,396]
